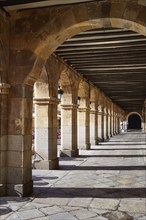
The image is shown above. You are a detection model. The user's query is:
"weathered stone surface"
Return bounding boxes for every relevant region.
[68,198,92,207]
[90,198,119,210]
[17,209,45,220]
[104,210,133,220]
[4,213,20,220]
[70,208,97,219]
[49,212,78,220]
[138,0,146,6]
[40,206,64,215]
[119,199,146,214]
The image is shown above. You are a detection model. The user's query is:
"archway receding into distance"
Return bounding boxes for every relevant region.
[128,114,142,130]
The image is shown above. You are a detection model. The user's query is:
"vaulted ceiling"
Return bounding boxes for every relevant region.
[1,0,146,111]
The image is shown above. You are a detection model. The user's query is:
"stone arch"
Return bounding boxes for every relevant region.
[60,68,73,105]
[0,39,8,83]
[34,66,50,99]
[78,80,90,108]
[90,87,99,103]
[126,112,142,121]
[78,81,89,98]
[22,0,146,84]
[126,112,142,130]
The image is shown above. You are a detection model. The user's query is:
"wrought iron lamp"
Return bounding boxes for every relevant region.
[77,96,80,105]
[58,85,64,102]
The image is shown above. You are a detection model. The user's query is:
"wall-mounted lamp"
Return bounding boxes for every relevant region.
[77,96,80,105]
[58,85,64,102]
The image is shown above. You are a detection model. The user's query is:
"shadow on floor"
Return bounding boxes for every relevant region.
[33,187,146,198]
[90,148,146,150]
[68,155,146,158]
[59,165,146,170]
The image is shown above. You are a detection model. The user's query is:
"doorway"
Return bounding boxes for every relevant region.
[128,114,142,130]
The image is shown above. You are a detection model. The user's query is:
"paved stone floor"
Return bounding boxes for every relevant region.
[1,132,146,220]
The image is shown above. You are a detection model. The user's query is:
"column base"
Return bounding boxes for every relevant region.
[60,149,79,157]
[79,143,91,150]
[7,180,33,197]
[98,137,104,142]
[106,135,110,140]
[91,139,98,145]
[0,184,6,196]
[34,158,59,170]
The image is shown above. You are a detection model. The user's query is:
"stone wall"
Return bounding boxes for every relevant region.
[0,9,9,196]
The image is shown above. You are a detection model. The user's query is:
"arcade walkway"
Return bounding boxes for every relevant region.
[0,132,146,220]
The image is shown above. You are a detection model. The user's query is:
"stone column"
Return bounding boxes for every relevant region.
[113,111,116,135]
[106,107,109,139]
[110,111,113,137]
[0,83,10,196]
[110,105,114,137]
[34,97,59,169]
[78,107,90,149]
[103,107,108,140]
[144,100,146,133]
[115,113,119,134]
[108,108,111,139]
[90,102,98,145]
[8,84,33,196]
[117,114,120,134]
[60,104,78,157]
[98,105,104,142]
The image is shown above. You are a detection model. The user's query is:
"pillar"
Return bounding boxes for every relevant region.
[8,84,33,196]
[60,104,78,157]
[115,113,119,134]
[98,105,104,142]
[113,111,116,135]
[108,107,111,138]
[90,102,98,145]
[0,83,10,196]
[144,100,146,133]
[34,97,59,169]
[78,106,90,150]
[110,105,114,137]
[103,107,108,140]
[117,113,120,134]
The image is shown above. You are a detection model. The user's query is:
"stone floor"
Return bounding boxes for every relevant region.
[0,131,146,220]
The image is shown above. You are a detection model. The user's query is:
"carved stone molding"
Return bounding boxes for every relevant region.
[33,97,59,105]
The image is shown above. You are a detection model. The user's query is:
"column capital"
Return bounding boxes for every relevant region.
[33,97,59,105]
[0,83,10,94]
[60,104,78,110]
[90,109,97,114]
[98,105,103,114]
[78,107,90,112]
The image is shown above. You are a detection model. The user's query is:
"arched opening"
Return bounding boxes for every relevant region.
[4,1,146,197]
[128,114,142,130]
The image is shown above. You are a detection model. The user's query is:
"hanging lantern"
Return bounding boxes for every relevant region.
[77,96,80,105]
[58,85,64,102]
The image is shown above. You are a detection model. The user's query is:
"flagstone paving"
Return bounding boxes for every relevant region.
[0,132,146,220]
